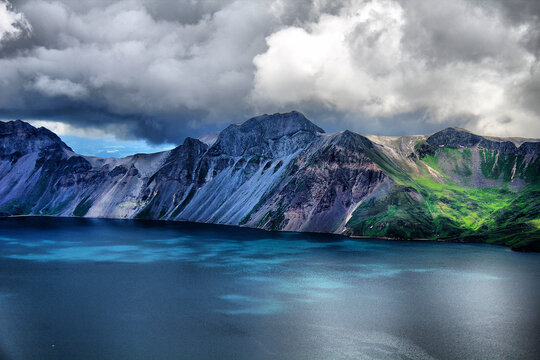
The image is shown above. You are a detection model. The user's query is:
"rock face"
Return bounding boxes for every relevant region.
[426,127,535,154]
[0,112,539,250]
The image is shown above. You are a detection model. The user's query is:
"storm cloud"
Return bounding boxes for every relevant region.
[0,0,539,143]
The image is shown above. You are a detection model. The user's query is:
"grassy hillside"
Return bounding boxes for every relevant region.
[346,145,540,251]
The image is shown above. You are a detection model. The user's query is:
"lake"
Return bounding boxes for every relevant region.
[0,217,538,360]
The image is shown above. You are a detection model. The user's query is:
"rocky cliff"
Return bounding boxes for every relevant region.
[1,112,539,250]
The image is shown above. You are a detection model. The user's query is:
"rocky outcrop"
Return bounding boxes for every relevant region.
[246,130,388,233]
[0,119,71,157]
[427,127,539,155]
[208,111,324,158]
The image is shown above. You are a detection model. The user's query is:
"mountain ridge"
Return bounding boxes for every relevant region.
[1,111,539,251]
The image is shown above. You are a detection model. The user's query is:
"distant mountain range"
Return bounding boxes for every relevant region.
[1,112,539,251]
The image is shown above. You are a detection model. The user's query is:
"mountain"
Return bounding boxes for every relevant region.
[1,112,539,251]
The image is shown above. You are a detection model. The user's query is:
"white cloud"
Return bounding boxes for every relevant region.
[253,0,540,137]
[32,75,88,98]
[27,119,111,138]
[0,1,30,43]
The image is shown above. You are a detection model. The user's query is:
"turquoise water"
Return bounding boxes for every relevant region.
[0,217,538,359]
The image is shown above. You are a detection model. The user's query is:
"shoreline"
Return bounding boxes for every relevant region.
[1,214,533,252]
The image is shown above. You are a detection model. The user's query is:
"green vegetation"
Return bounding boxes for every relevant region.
[260,207,287,230]
[346,186,434,239]
[363,148,414,185]
[479,150,540,183]
[257,198,288,230]
[423,147,473,181]
[0,200,31,216]
[41,198,72,215]
[474,184,540,251]
[73,196,93,217]
[347,147,540,250]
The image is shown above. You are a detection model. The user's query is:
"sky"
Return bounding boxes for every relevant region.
[0,0,539,156]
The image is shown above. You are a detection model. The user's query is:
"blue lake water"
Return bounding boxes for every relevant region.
[0,217,538,360]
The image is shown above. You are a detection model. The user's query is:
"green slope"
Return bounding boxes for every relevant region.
[346,145,540,251]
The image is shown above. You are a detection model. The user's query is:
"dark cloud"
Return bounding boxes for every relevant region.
[1,0,276,143]
[477,0,540,58]
[400,0,522,66]
[492,0,540,23]
[0,0,539,143]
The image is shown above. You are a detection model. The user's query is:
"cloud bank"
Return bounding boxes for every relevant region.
[1,0,539,143]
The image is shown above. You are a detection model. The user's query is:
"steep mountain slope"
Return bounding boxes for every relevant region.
[0,112,538,250]
[350,127,540,250]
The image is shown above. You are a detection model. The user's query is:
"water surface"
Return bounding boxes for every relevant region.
[0,217,538,359]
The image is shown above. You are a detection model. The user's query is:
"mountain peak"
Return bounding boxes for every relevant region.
[331,130,374,150]
[427,127,483,147]
[208,111,324,157]
[241,111,325,137]
[2,119,35,131]
[425,126,534,153]
[443,126,471,132]
[0,119,72,154]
